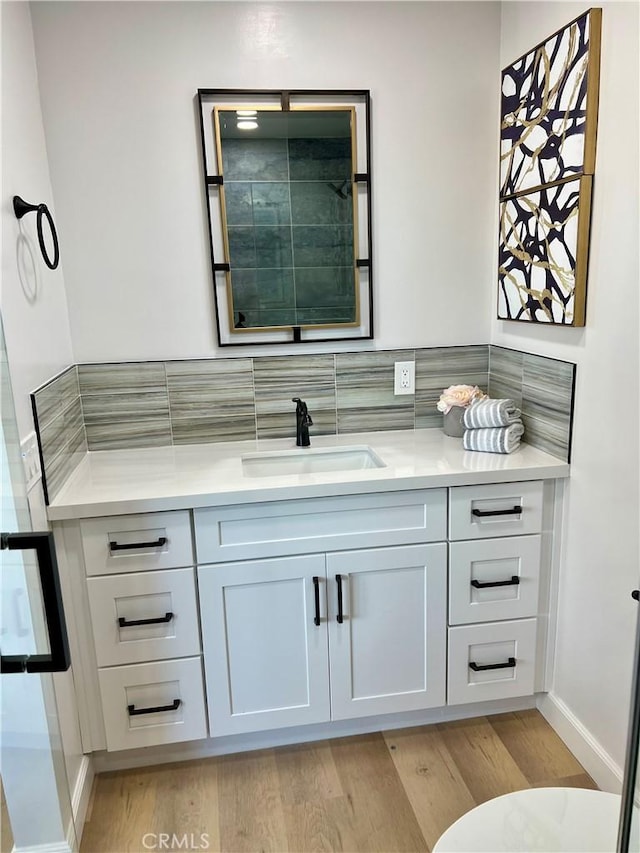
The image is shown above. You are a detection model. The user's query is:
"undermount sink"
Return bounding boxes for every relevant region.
[241,445,386,477]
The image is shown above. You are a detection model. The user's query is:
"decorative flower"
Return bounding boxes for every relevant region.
[437,384,487,414]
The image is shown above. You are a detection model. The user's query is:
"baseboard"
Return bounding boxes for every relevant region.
[93,694,537,773]
[9,758,93,853]
[537,691,623,793]
[70,755,94,844]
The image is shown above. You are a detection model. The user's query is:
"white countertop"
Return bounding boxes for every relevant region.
[47,429,569,521]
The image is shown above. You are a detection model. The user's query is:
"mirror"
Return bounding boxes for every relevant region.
[198,90,372,347]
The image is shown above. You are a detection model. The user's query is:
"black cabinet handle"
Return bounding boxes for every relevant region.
[109,536,167,552]
[632,590,639,601]
[471,576,520,589]
[118,611,174,628]
[312,576,320,627]
[127,698,181,716]
[336,574,344,624]
[472,506,521,518]
[469,657,516,672]
[1,532,70,674]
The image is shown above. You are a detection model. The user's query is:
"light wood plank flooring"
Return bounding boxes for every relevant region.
[81,710,596,853]
[1,777,14,853]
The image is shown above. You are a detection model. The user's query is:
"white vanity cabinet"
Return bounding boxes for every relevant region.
[197,554,331,735]
[326,544,447,720]
[198,543,447,736]
[79,511,208,751]
[194,491,448,736]
[446,481,545,705]
[52,464,561,759]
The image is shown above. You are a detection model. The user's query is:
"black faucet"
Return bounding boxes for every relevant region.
[292,397,313,447]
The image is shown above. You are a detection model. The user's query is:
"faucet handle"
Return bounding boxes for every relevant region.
[292,397,313,425]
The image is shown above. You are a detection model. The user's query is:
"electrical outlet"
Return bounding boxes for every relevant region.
[394,361,415,395]
[20,432,42,492]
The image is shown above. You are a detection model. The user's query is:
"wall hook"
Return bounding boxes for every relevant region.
[13,196,60,270]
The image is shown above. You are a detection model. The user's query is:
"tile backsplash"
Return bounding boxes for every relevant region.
[31,365,87,503]
[32,344,575,503]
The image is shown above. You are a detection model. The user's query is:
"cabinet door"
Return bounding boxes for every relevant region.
[327,544,447,720]
[197,555,330,736]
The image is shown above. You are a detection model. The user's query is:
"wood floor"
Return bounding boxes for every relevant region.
[1,777,14,853]
[80,710,596,853]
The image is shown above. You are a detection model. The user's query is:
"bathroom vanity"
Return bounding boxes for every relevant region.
[47,429,568,768]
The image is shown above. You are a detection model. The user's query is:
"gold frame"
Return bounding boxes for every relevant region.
[213,104,361,335]
[499,7,602,199]
[497,174,592,327]
[497,8,601,327]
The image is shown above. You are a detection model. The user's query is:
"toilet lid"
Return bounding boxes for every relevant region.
[433,787,621,852]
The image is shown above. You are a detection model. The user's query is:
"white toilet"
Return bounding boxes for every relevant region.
[433,787,622,852]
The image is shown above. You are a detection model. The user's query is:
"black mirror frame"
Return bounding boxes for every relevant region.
[196,88,373,347]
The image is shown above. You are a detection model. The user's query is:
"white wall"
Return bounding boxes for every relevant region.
[1,1,74,439]
[29,1,500,362]
[495,2,640,783]
[1,0,85,830]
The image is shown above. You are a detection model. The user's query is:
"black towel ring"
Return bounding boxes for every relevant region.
[13,196,60,270]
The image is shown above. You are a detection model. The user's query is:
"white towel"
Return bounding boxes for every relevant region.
[463,423,525,454]
[463,398,521,429]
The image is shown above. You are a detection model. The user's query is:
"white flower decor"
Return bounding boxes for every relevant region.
[437,384,487,415]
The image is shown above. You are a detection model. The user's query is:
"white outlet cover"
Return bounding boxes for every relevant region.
[20,431,42,491]
[394,361,415,395]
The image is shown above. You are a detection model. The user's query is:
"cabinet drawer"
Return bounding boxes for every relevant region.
[449,481,544,541]
[449,536,541,625]
[194,490,447,563]
[87,568,201,666]
[81,511,193,576]
[98,657,207,751]
[447,618,537,705]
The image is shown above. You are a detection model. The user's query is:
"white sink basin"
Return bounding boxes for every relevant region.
[241,445,386,477]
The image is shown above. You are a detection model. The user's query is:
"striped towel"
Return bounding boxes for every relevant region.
[463,423,525,454]
[463,398,521,429]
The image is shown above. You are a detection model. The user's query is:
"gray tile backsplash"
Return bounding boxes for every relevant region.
[416,345,489,429]
[489,346,575,460]
[336,350,415,433]
[166,358,256,445]
[254,354,336,439]
[31,366,87,503]
[487,346,524,405]
[32,345,576,504]
[79,363,172,451]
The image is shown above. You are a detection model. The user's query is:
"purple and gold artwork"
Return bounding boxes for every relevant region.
[497,9,601,327]
[500,9,601,197]
[498,176,592,326]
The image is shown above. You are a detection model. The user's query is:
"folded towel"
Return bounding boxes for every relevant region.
[463,423,525,454]
[463,398,522,429]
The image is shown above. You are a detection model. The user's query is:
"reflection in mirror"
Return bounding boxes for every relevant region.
[215,108,357,332]
[197,90,372,347]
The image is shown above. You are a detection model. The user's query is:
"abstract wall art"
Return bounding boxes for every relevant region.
[498,176,592,325]
[498,8,601,327]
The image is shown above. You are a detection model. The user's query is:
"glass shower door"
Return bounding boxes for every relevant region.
[617,592,640,851]
[0,317,77,851]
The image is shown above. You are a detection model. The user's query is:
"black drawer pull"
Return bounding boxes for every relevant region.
[109,536,167,552]
[471,576,520,590]
[469,657,516,672]
[336,574,344,624]
[312,576,321,626]
[127,698,181,716]
[118,611,174,628]
[471,506,521,518]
